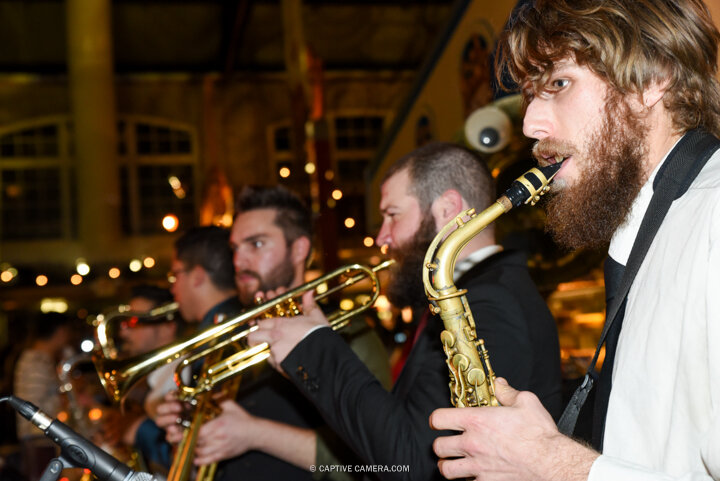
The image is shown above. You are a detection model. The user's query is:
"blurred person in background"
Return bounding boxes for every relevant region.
[13,311,73,481]
[114,284,183,475]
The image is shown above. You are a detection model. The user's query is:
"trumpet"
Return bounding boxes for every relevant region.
[93,260,394,404]
[93,302,180,359]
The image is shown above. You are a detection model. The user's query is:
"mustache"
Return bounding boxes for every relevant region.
[235,270,261,282]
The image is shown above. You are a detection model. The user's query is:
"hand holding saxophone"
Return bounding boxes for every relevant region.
[429,378,572,480]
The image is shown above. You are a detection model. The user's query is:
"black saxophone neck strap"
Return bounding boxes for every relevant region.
[557,128,720,438]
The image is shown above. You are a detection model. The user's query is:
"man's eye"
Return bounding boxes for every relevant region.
[551,78,569,89]
[252,240,264,248]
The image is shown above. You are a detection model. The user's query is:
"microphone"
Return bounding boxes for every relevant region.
[6,395,156,481]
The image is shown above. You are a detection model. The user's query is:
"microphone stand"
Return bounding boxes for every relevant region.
[39,459,67,481]
[2,395,156,481]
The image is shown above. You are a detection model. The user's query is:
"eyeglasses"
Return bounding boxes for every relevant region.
[167,268,189,284]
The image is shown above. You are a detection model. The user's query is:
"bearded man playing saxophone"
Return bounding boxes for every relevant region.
[249,142,562,480]
[429,1,720,481]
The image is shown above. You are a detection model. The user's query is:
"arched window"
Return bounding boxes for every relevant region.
[0,118,73,240]
[118,118,197,235]
[0,116,197,240]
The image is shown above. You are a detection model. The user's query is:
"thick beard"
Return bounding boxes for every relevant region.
[236,253,296,306]
[543,93,647,250]
[386,214,437,312]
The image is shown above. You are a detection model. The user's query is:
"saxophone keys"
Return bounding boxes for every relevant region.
[440,330,456,348]
[466,367,487,386]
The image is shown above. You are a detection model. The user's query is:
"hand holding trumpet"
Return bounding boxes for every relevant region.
[247,289,330,372]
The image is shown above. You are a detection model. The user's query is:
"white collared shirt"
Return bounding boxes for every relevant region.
[454,244,503,279]
[589,141,720,481]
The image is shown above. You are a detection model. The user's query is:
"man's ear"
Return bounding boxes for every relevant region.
[189,265,206,288]
[430,189,464,229]
[290,236,311,267]
[642,77,670,109]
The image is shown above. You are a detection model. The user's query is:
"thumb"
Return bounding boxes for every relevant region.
[493,377,520,406]
[301,289,316,311]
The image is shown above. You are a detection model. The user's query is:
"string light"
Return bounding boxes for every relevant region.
[344,217,356,228]
[40,298,67,313]
[36,275,48,286]
[108,267,121,279]
[88,408,103,421]
[363,236,374,247]
[76,259,90,276]
[162,214,179,232]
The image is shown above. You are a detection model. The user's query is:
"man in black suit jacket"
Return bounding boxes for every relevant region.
[250,142,562,480]
[156,188,389,481]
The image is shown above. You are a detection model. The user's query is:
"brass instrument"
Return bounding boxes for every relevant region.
[93,302,180,359]
[423,163,562,407]
[94,261,393,404]
[168,314,237,481]
[94,261,392,481]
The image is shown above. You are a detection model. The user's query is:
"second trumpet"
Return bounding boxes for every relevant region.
[93,260,394,404]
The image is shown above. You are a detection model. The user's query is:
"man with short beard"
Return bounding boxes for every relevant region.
[249,142,562,480]
[157,186,389,481]
[429,1,720,481]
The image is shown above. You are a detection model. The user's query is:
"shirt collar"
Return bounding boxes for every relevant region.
[200,296,242,328]
[608,136,682,266]
[454,244,503,278]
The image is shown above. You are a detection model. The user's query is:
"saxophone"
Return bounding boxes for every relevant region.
[422,162,562,407]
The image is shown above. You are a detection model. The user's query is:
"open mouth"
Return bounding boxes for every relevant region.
[544,154,567,165]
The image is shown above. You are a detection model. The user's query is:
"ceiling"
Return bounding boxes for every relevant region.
[0,0,456,74]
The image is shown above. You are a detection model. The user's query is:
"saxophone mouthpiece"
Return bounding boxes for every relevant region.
[537,159,564,180]
[503,159,564,208]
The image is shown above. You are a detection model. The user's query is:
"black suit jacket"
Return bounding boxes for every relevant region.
[282,249,562,481]
[458,249,562,417]
[214,301,384,481]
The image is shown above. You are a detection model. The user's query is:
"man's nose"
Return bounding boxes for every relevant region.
[375,221,392,249]
[522,97,552,140]
[233,250,246,271]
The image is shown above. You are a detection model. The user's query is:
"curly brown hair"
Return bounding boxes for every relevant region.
[496,0,720,136]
